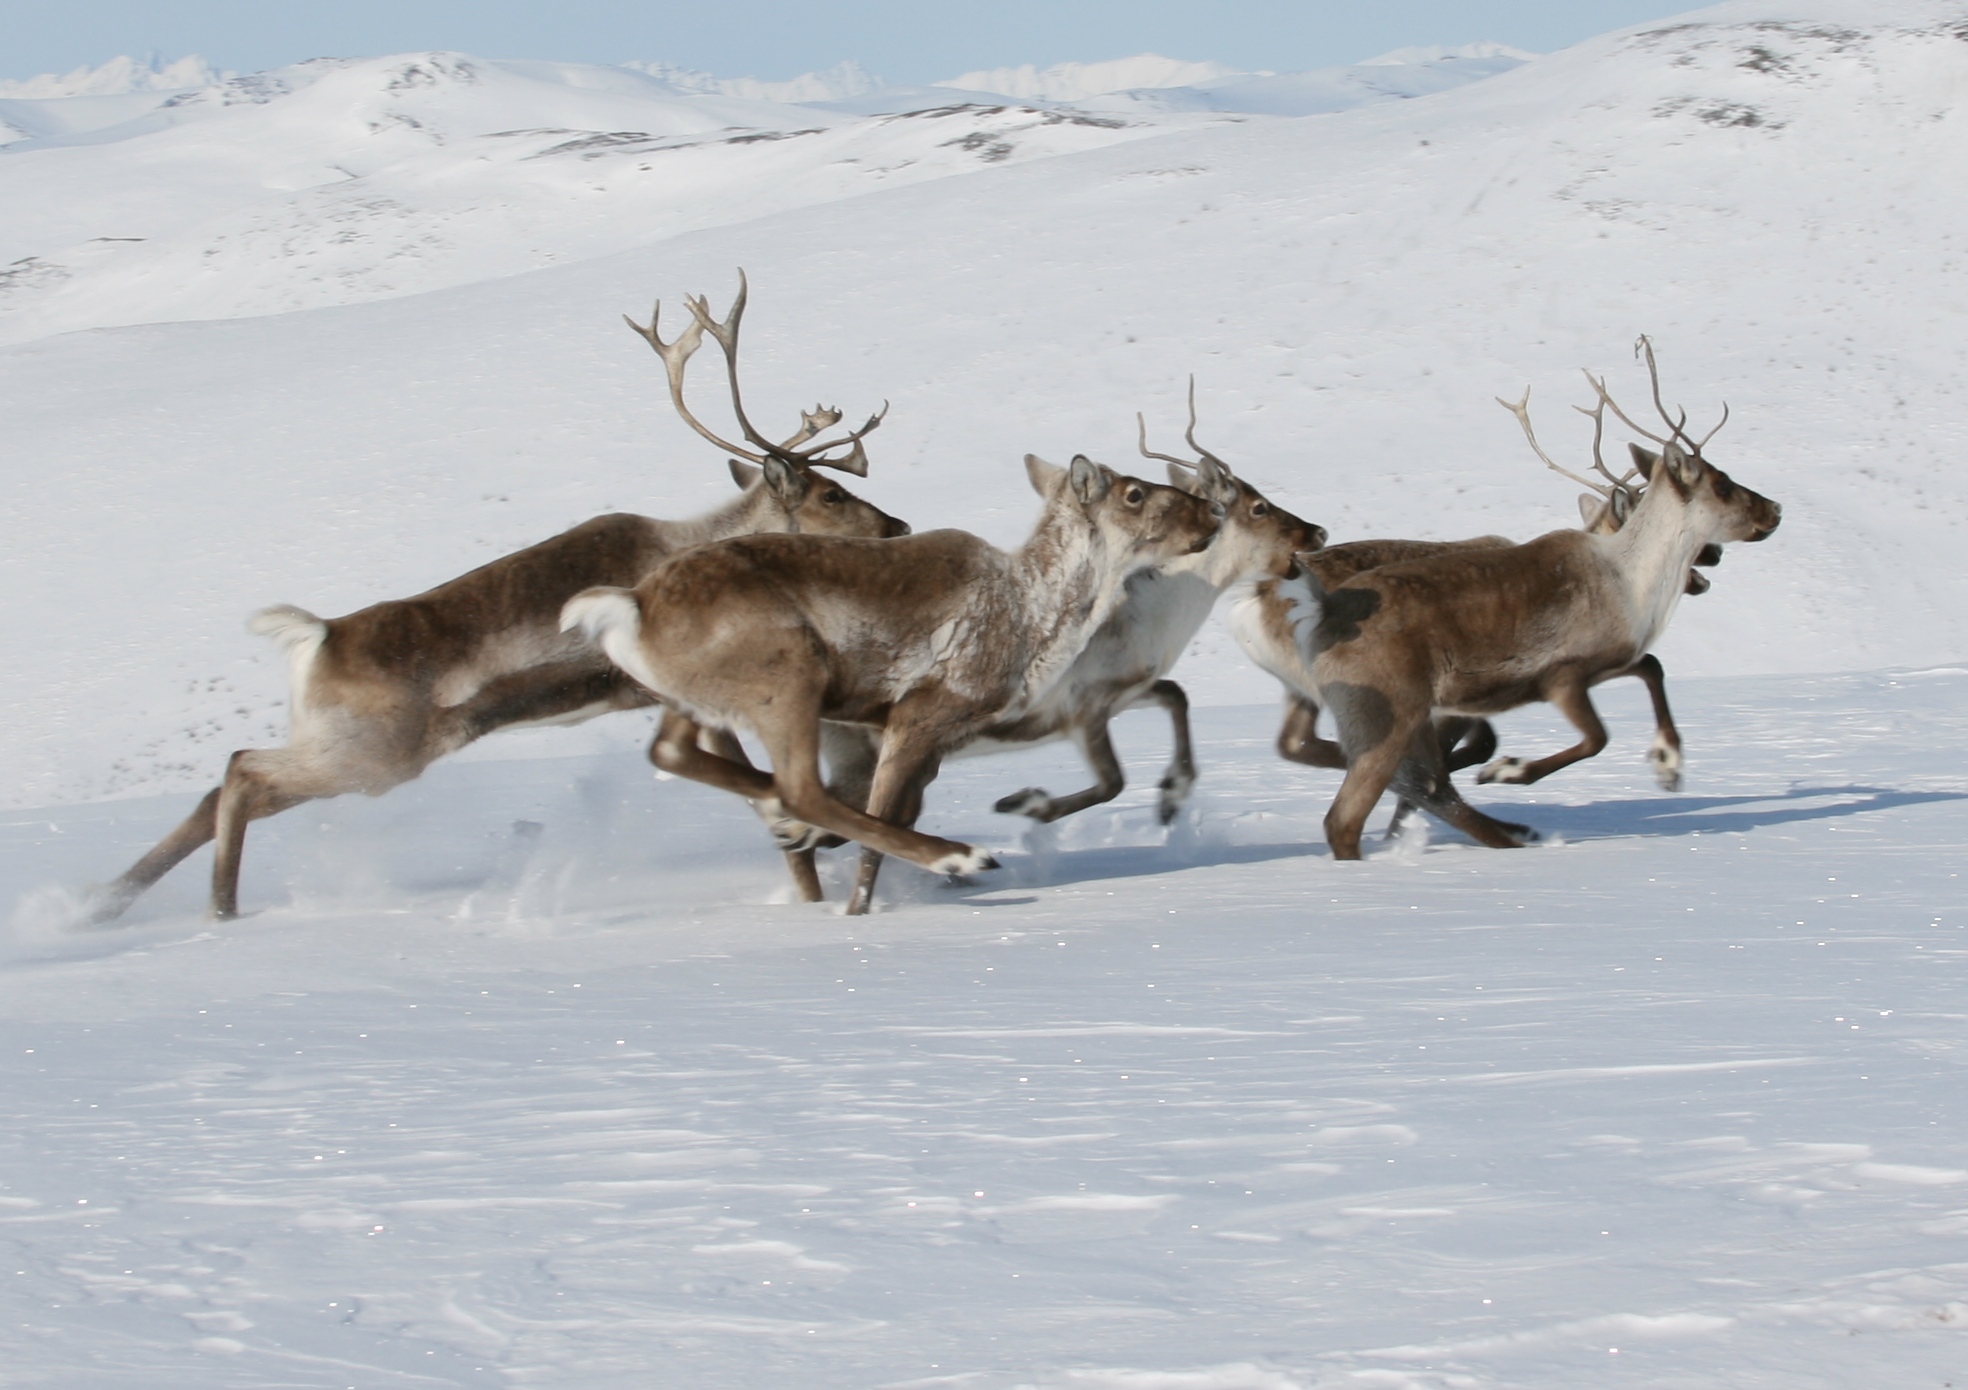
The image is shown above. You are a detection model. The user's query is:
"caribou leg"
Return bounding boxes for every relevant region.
[1476,669,1610,787]
[1144,679,1197,823]
[87,788,223,924]
[845,737,944,916]
[1276,695,1346,769]
[1621,654,1684,791]
[995,722,1127,824]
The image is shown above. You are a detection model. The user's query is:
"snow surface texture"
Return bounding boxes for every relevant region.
[3,0,1967,806]
[3,670,1966,1387]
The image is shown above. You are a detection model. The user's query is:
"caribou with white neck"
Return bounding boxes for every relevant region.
[1295,339,1780,859]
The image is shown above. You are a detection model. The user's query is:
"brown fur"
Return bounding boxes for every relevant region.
[90,475,907,924]
[566,455,1222,914]
[1311,440,1780,859]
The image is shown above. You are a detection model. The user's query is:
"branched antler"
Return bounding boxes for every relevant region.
[1497,387,1633,498]
[625,270,885,475]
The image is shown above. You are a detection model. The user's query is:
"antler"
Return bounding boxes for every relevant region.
[1137,376,1230,473]
[624,270,886,476]
[1496,387,1634,499]
[1580,336,1725,456]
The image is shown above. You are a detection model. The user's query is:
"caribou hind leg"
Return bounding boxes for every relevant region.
[210,746,390,920]
[1476,669,1610,788]
[845,733,946,916]
[87,788,223,924]
[1386,715,1499,838]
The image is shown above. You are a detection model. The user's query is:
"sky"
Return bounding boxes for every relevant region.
[1,0,1702,85]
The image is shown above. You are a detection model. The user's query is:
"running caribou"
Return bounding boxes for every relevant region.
[783,384,1327,903]
[88,274,907,923]
[1242,340,1777,857]
[562,430,1224,915]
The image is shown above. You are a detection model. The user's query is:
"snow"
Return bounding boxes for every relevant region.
[4,670,1966,1386]
[2,1,1966,1384]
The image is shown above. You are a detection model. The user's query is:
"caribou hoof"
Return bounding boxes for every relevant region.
[1648,741,1684,793]
[1156,771,1195,825]
[930,847,1000,877]
[994,788,1055,820]
[1476,757,1530,786]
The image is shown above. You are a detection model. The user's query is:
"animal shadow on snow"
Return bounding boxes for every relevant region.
[1487,783,1967,844]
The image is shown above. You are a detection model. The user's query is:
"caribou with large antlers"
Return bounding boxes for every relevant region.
[88,275,907,923]
[1288,339,1779,858]
[563,447,1223,915]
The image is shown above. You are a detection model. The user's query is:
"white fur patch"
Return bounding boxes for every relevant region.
[929,846,999,876]
[1226,577,1321,698]
[248,604,326,720]
[560,589,665,696]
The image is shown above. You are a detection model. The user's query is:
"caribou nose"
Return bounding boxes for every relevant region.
[887,517,912,537]
[1304,524,1329,551]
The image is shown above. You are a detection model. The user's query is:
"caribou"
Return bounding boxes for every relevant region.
[780,385,1328,902]
[87,274,906,923]
[1277,339,1779,858]
[562,399,1224,914]
[1230,369,1734,840]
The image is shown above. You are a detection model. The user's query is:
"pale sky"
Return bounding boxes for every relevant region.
[0,0,1704,85]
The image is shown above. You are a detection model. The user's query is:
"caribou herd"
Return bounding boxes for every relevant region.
[87,275,1780,923]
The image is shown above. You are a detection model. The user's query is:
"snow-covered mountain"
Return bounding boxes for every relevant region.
[3,0,1966,812]
[938,53,1251,101]
[0,53,1219,344]
[0,52,223,99]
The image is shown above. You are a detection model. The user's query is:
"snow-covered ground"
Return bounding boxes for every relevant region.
[4,668,1966,1387]
[2,0,1966,1384]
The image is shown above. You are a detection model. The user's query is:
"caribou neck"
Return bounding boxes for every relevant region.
[650,483,791,551]
[1002,503,1135,707]
[1599,488,1707,651]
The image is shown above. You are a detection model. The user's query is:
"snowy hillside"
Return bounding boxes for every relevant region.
[0,53,1225,344]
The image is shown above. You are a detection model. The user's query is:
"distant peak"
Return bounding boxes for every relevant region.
[0,53,225,99]
[1357,41,1540,67]
[621,59,881,103]
[936,54,1254,102]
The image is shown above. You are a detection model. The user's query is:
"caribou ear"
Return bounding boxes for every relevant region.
[1662,440,1701,486]
[728,458,763,491]
[1609,487,1633,525]
[1024,453,1065,496]
[761,456,810,506]
[1628,443,1661,481]
[1068,454,1112,505]
[1577,494,1605,528]
[1195,455,1239,507]
[1165,462,1202,494]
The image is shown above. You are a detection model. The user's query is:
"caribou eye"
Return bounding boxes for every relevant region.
[1250,500,1269,517]
[823,488,848,504]
[1124,485,1145,505]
